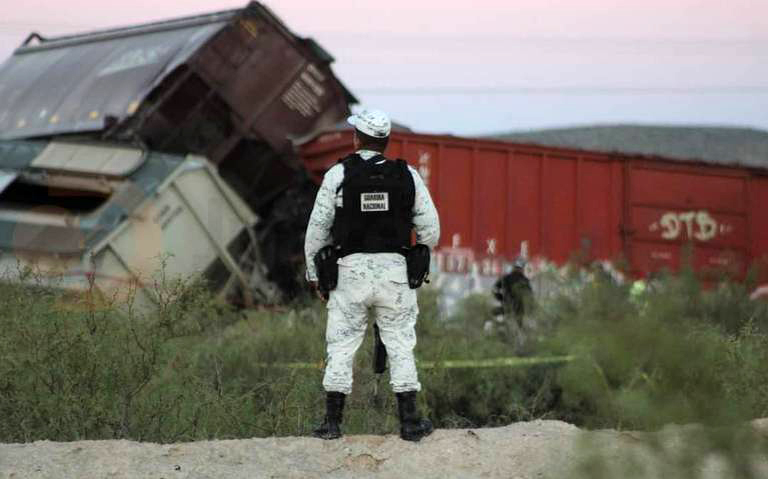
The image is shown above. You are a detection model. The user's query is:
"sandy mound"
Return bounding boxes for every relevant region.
[2,420,767,478]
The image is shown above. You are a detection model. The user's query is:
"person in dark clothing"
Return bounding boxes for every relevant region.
[492,257,533,327]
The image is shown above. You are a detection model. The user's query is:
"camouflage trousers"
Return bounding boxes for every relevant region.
[323,253,421,395]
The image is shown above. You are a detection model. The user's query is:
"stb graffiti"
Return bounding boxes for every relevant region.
[649,210,733,242]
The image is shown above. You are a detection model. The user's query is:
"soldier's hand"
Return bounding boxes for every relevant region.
[310,281,328,302]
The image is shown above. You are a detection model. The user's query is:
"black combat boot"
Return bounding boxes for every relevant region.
[396,391,434,442]
[313,392,346,440]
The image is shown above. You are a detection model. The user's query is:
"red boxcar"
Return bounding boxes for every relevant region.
[300,129,768,281]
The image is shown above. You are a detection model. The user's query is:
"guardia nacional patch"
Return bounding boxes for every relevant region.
[360,192,389,212]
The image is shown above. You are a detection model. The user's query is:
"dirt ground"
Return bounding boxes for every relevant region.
[2,419,767,479]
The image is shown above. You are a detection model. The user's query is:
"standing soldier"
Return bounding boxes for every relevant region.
[304,108,440,442]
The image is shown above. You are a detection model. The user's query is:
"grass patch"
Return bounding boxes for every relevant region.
[1,261,767,467]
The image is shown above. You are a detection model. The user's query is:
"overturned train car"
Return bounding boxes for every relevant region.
[0,2,356,299]
[0,140,278,308]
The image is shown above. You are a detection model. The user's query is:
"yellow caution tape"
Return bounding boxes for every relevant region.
[417,355,575,370]
[257,356,574,370]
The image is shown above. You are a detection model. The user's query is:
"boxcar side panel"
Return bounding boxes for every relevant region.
[386,138,405,159]
[301,131,768,281]
[542,155,577,264]
[627,163,749,275]
[631,167,746,213]
[750,177,768,266]
[437,145,474,249]
[402,139,440,195]
[579,159,615,261]
[472,149,508,257]
[507,152,542,260]
[611,161,625,259]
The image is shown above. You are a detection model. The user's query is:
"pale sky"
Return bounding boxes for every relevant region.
[1,0,766,135]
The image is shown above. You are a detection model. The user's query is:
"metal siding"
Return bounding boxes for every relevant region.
[750,177,768,264]
[402,140,439,193]
[93,246,155,309]
[438,146,473,249]
[610,161,624,259]
[110,186,219,278]
[693,244,745,275]
[627,163,749,275]
[0,24,225,140]
[300,130,768,278]
[542,156,577,263]
[472,149,507,258]
[630,167,746,214]
[32,142,145,177]
[630,206,746,249]
[630,242,681,273]
[506,152,541,259]
[194,19,301,118]
[386,138,405,159]
[172,167,244,248]
[579,159,617,260]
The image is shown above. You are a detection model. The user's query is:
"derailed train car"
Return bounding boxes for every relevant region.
[301,128,768,296]
[0,2,354,207]
[0,140,277,308]
[0,2,356,300]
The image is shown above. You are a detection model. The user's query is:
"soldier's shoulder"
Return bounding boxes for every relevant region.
[404,163,423,179]
[323,163,345,183]
[338,153,359,164]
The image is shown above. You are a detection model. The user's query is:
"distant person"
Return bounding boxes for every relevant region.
[304,108,440,442]
[492,257,533,327]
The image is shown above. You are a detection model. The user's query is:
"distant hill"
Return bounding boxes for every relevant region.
[493,125,768,169]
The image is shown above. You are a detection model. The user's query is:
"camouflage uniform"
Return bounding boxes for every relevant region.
[305,150,440,394]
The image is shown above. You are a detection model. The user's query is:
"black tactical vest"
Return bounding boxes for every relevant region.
[331,154,415,256]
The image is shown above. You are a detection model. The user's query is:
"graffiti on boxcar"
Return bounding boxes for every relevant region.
[486,238,497,255]
[649,210,733,242]
[437,235,527,277]
[432,249,627,315]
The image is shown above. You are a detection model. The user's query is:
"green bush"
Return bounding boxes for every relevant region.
[535,267,768,478]
[2,260,768,462]
[0,272,560,442]
[541,270,768,430]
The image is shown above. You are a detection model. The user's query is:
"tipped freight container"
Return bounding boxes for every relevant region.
[300,129,768,283]
[0,140,277,309]
[0,2,355,210]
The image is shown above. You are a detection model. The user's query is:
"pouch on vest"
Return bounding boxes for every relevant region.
[406,244,431,289]
[314,245,339,299]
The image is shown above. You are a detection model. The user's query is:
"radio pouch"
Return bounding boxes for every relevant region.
[314,245,339,299]
[406,244,431,289]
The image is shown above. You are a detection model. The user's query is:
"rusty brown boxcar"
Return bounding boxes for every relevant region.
[300,128,768,281]
[0,2,355,210]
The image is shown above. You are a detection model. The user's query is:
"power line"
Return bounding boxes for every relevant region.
[1,22,766,42]
[0,21,97,29]
[357,86,768,96]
